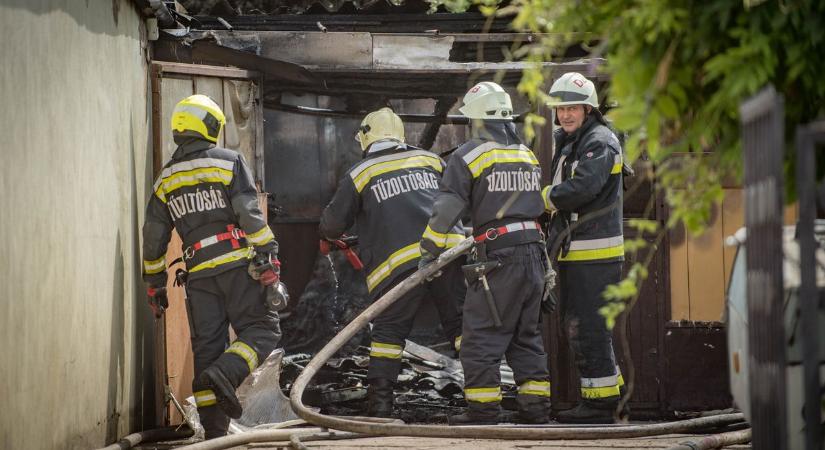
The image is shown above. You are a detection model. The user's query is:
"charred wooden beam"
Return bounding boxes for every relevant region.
[419,97,455,149]
[190,12,513,33]
[267,102,526,124]
[191,40,322,85]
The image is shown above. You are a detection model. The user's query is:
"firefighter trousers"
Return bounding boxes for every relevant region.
[559,261,623,407]
[460,243,551,417]
[368,259,466,381]
[185,265,282,438]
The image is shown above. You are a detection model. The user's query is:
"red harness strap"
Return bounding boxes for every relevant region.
[473,220,541,243]
[185,224,246,259]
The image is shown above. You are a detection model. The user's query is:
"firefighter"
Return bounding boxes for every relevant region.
[421,82,551,425]
[543,72,626,424]
[319,107,467,418]
[142,94,282,439]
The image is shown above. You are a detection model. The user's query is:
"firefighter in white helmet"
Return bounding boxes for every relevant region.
[319,107,466,417]
[421,82,552,424]
[543,72,627,424]
[141,94,282,438]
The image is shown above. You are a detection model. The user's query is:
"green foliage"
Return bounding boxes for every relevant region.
[428,0,825,233]
[600,262,649,330]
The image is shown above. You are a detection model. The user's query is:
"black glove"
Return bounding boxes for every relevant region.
[147,286,169,318]
[418,246,442,280]
[249,252,280,286]
[540,290,558,314]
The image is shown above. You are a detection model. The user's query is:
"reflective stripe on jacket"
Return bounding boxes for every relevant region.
[319,144,464,296]
[142,138,277,285]
[421,121,544,256]
[545,115,624,264]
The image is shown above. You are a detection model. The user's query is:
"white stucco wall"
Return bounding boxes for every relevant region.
[0,1,154,448]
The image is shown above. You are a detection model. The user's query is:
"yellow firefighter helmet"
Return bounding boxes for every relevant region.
[355,107,405,152]
[170,94,226,143]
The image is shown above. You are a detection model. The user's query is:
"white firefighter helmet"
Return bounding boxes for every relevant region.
[355,107,405,152]
[459,81,513,120]
[547,72,599,108]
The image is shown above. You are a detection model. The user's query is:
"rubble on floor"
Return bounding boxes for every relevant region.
[280,342,519,424]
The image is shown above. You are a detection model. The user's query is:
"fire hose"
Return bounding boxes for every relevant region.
[287,237,747,439]
[164,237,748,449]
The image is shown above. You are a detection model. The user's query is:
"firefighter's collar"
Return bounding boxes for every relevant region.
[366,140,404,154]
[173,137,215,157]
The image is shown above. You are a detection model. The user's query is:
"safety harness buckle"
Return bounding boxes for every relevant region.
[484,228,500,241]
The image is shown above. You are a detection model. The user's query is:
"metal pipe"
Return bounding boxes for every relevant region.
[288,237,747,439]
[665,428,752,450]
[98,426,194,450]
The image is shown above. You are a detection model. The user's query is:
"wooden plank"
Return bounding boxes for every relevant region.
[784,201,799,225]
[722,189,744,291]
[194,76,226,148]
[686,204,726,321]
[154,61,260,79]
[669,220,690,320]
[163,231,193,425]
[222,79,257,168]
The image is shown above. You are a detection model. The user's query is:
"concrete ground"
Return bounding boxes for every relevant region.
[243,434,751,449]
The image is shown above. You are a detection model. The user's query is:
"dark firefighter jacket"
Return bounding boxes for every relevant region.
[544,114,624,264]
[421,120,544,255]
[142,138,277,287]
[319,142,465,296]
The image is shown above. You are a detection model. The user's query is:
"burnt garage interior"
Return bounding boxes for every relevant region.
[148,0,732,424]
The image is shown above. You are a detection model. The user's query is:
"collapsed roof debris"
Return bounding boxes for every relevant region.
[267,250,520,423]
[279,343,520,424]
[180,0,454,16]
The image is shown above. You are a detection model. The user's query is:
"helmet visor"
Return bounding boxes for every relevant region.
[548,90,591,103]
[354,124,371,143]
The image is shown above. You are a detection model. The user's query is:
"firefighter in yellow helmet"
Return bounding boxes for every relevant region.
[543,72,627,424]
[320,107,466,417]
[421,82,552,425]
[141,94,283,438]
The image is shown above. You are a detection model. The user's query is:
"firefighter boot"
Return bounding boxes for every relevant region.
[515,406,550,424]
[556,400,617,424]
[515,396,551,424]
[367,378,394,418]
[448,403,502,425]
[199,366,243,419]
